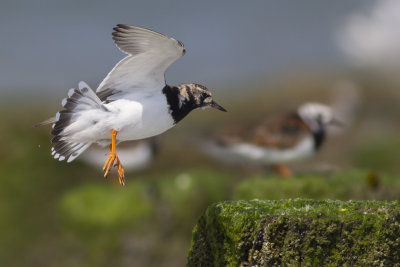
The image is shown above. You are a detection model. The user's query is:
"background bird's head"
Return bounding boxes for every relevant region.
[177,83,226,112]
[298,102,339,132]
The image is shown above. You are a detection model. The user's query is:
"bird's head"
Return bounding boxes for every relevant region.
[298,103,342,132]
[177,83,227,112]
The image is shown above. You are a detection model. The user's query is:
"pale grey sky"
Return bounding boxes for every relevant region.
[0,0,373,98]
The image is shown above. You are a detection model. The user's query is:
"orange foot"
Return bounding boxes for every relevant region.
[103,129,126,186]
[271,164,293,178]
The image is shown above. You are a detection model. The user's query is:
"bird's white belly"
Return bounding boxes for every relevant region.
[108,93,175,141]
[230,136,315,164]
[63,92,175,145]
[197,136,315,167]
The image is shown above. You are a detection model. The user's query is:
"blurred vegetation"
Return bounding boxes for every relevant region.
[1,74,400,266]
[235,170,400,201]
[353,136,400,174]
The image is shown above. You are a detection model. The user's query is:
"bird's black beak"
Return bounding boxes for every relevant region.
[329,117,345,127]
[210,100,227,112]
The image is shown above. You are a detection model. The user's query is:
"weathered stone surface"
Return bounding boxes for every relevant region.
[187,199,400,266]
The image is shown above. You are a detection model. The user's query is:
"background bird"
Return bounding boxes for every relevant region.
[36,24,226,186]
[195,102,341,177]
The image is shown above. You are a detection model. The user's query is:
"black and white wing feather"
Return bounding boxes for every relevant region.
[96,24,185,97]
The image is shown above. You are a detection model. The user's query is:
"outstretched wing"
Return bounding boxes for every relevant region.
[96,24,185,97]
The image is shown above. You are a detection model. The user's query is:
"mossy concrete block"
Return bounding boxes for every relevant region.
[187,199,400,266]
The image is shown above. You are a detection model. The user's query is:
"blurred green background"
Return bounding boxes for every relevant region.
[2,75,400,266]
[2,1,400,266]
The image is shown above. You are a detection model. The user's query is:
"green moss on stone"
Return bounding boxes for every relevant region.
[187,199,400,266]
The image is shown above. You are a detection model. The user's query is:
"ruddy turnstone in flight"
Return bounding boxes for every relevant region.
[197,103,340,177]
[37,24,226,186]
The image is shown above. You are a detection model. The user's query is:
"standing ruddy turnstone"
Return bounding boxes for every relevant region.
[197,103,340,177]
[36,24,226,186]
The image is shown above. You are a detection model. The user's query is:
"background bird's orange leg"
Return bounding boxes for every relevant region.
[270,164,293,178]
[102,129,126,186]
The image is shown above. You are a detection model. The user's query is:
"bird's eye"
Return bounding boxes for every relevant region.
[204,97,212,103]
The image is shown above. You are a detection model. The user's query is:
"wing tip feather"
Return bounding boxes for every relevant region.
[116,24,130,29]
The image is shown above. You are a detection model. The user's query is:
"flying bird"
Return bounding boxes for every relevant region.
[37,24,226,186]
[196,103,340,177]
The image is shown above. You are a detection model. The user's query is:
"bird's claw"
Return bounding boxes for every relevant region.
[117,163,126,187]
[103,151,126,186]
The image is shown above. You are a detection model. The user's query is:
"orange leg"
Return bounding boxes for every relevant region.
[271,164,293,178]
[102,129,126,186]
